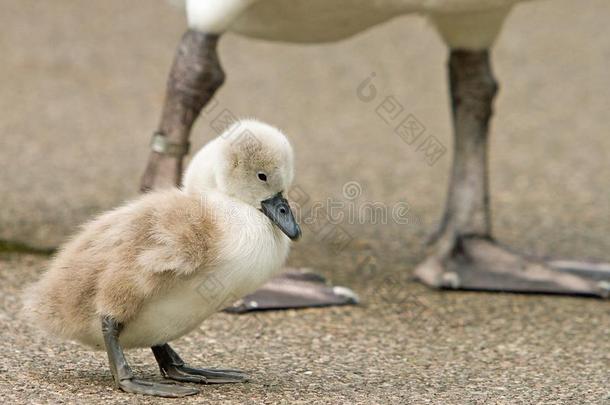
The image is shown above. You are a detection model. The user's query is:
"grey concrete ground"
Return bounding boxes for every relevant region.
[2,254,610,404]
[1,0,609,403]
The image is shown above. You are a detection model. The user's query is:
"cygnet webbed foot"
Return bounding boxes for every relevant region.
[152,343,249,384]
[118,378,199,398]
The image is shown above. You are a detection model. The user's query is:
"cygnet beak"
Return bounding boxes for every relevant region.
[261,192,301,240]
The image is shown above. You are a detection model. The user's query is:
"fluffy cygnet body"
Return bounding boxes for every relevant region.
[23,119,300,397]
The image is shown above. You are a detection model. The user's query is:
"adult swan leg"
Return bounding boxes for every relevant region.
[414,47,609,297]
[140,30,224,192]
[139,1,359,311]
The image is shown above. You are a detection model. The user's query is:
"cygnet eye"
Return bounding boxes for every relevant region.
[257,172,267,182]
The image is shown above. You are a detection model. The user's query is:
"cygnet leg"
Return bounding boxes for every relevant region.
[151,343,249,384]
[101,316,199,397]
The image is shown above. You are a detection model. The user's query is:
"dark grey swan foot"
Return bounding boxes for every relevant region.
[152,343,249,384]
[415,236,610,298]
[224,268,360,313]
[101,317,199,397]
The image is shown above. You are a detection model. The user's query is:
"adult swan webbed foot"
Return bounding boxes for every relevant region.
[416,235,610,297]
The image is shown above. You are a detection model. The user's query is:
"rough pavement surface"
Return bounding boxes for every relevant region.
[3,254,610,404]
[1,0,609,404]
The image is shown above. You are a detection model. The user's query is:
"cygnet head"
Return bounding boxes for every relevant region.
[184,119,301,240]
